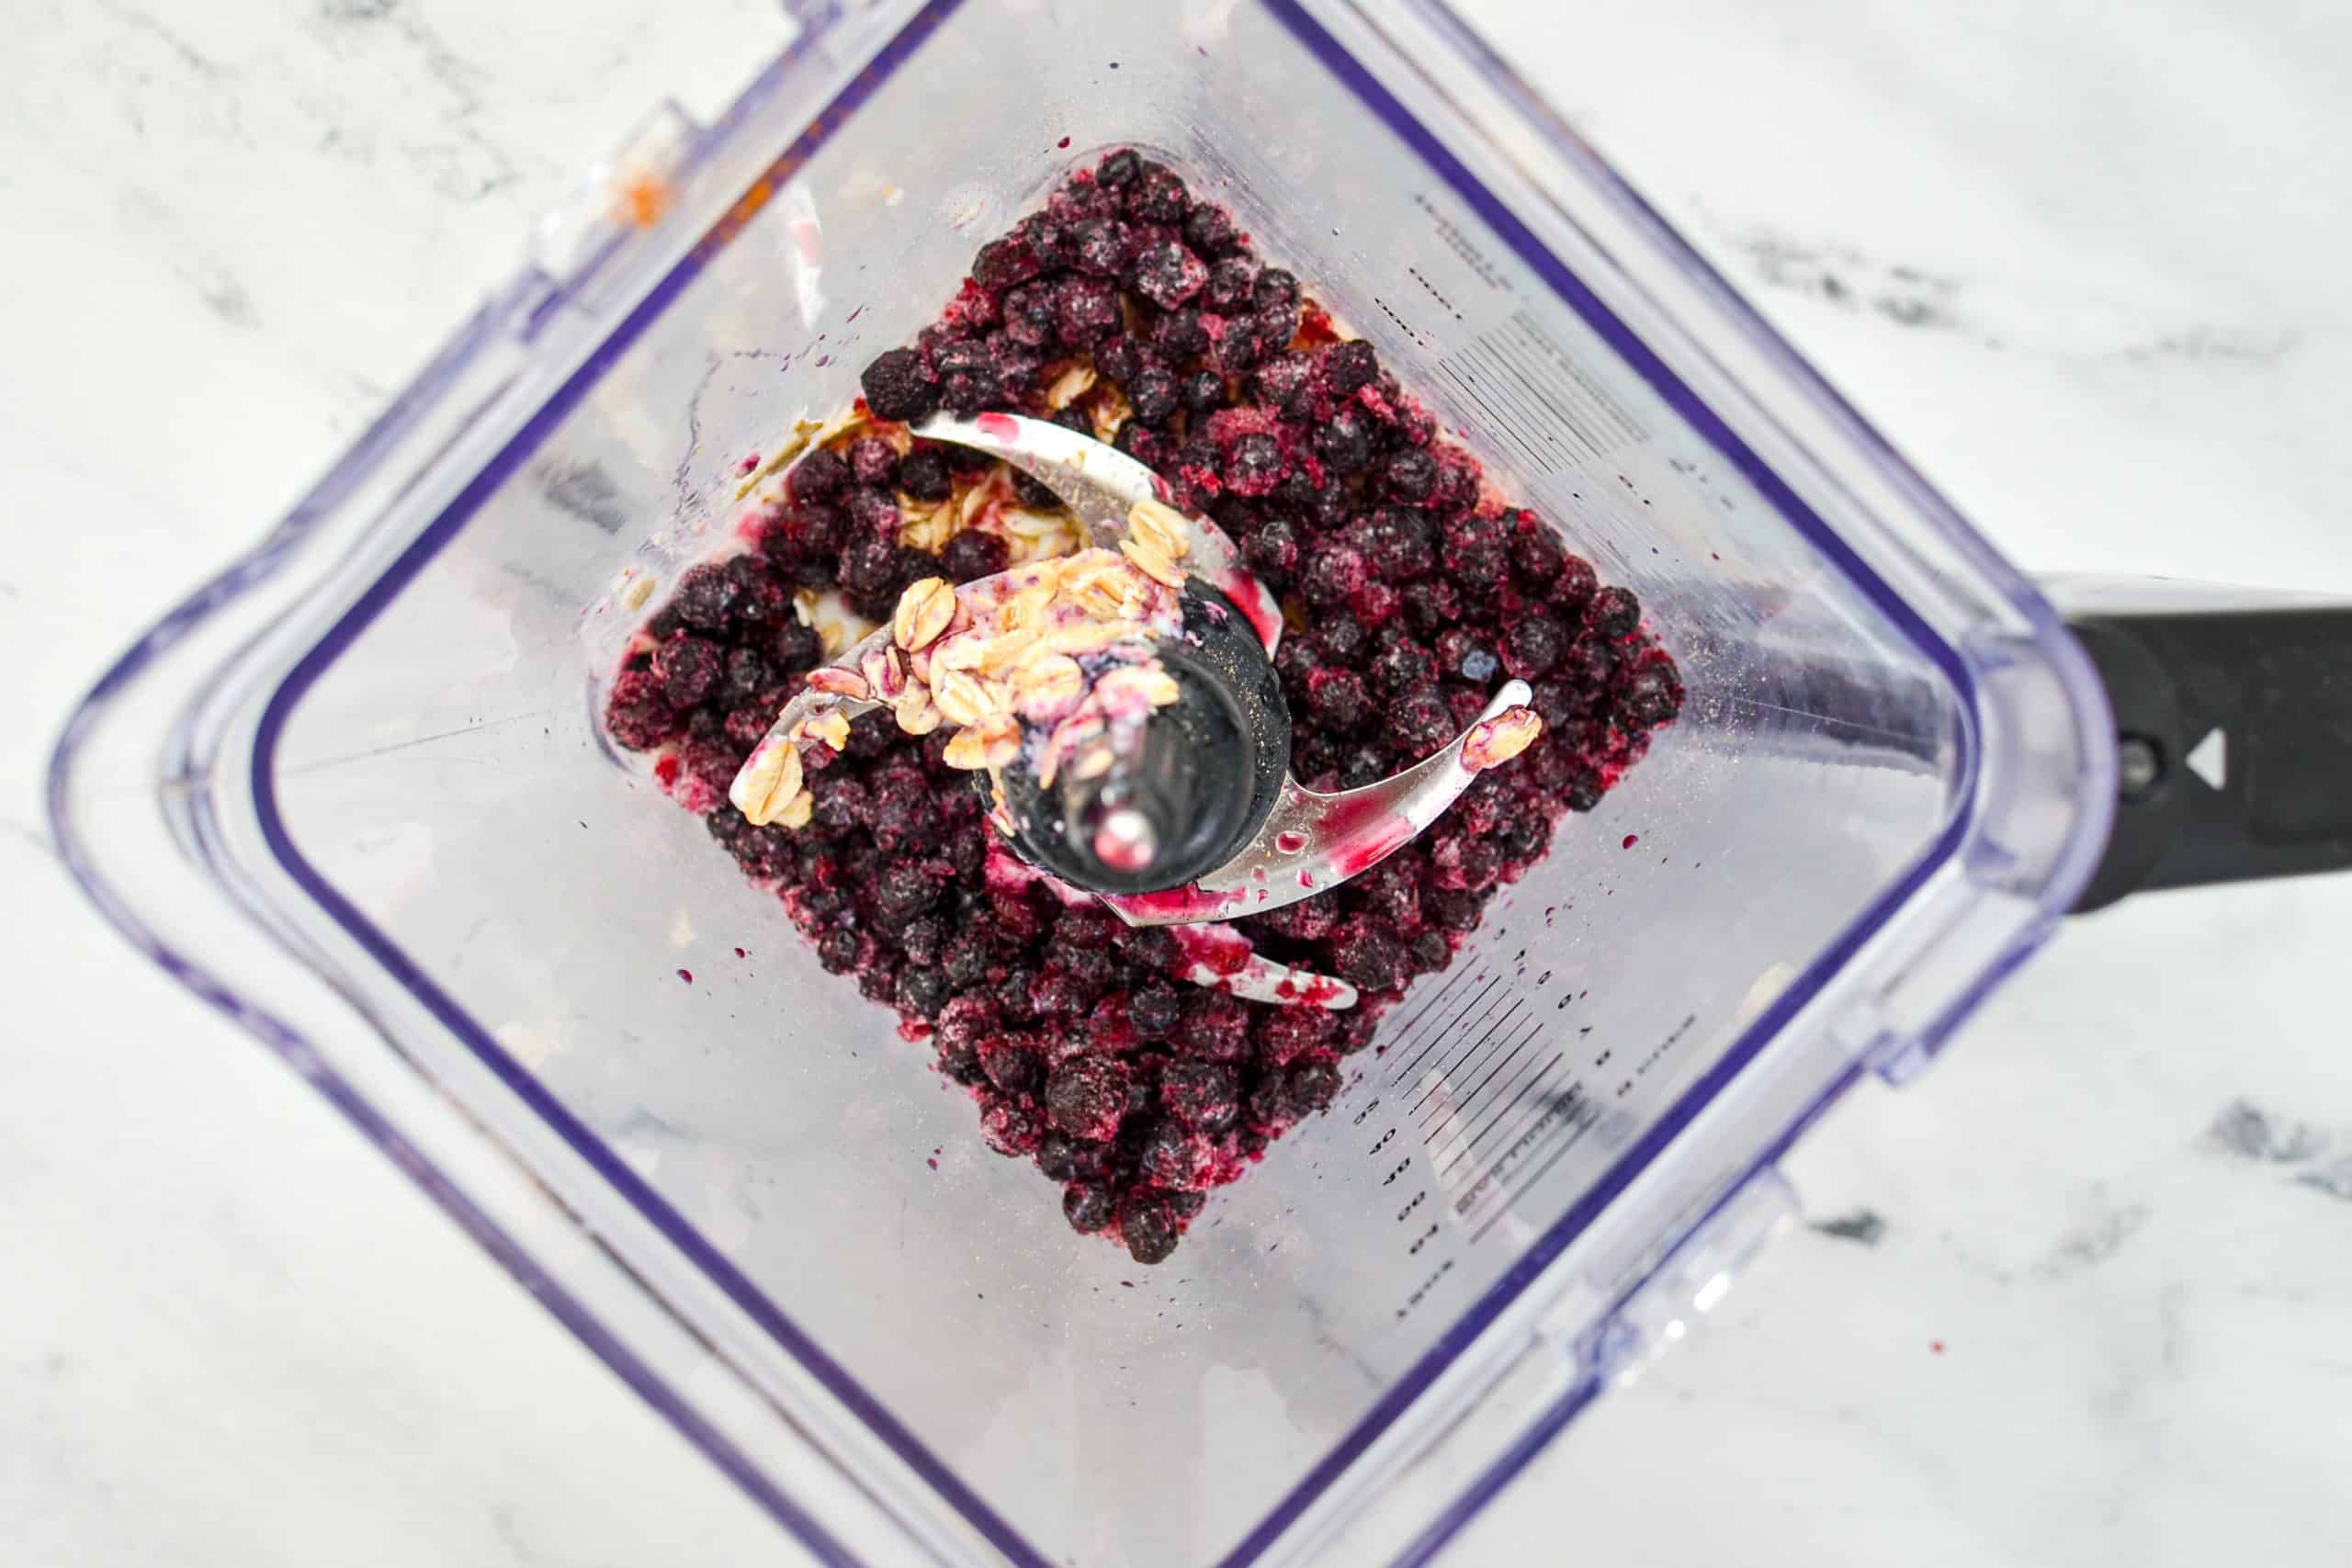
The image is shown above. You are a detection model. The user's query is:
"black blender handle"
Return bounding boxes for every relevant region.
[2059,578,2352,913]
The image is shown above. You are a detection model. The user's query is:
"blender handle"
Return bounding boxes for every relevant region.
[2058,581,2352,913]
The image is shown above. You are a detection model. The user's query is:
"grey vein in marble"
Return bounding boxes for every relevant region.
[1806,1208,1888,1247]
[535,459,630,533]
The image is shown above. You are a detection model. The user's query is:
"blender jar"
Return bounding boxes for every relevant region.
[49,2,2116,1563]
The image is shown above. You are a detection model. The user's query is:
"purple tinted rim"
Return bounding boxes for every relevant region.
[56,3,2037,1566]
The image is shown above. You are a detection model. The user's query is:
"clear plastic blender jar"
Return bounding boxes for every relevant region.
[49,2,2142,1562]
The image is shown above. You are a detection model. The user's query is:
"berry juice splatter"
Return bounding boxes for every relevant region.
[604,150,1682,1264]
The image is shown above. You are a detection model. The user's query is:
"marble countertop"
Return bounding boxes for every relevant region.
[6,1,2350,1563]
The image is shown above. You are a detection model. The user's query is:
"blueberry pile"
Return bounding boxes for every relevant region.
[605,150,1681,1263]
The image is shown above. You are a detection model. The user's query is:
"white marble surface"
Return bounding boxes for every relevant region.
[6,1,2350,1564]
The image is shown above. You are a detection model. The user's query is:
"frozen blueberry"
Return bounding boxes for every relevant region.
[1096,149,1140,187]
[1223,433,1284,496]
[771,617,821,672]
[972,233,1045,292]
[1120,1191,1181,1264]
[1001,281,1057,349]
[1311,409,1371,475]
[897,966,949,1018]
[980,1100,1045,1158]
[941,528,1010,583]
[1321,339,1378,394]
[1128,982,1182,1039]
[849,436,898,487]
[602,668,676,751]
[1211,315,1267,374]
[896,447,951,502]
[1589,585,1642,639]
[1183,201,1240,256]
[1045,1055,1132,1142]
[1139,1120,1216,1190]
[1155,309,1211,359]
[1503,614,1569,678]
[1299,542,1366,607]
[860,348,939,422]
[1180,368,1227,412]
[1073,217,1134,277]
[1204,255,1259,313]
[1113,421,1172,469]
[671,562,741,630]
[1622,657,1685,728]
[651,635,722,708]
[790,446,848,502]
[1095,334,1150,386]
[1313,613,1367,666]
[1383,447,1438,503]
[1288,1060,1340,1112]
[1128,366,1180,424]
[1128,240,1208,310]
[1054,275,1122,347]
[1250,349,1314,409]
[1241,514,1301,580]
[1442,513,1510,590]
[1125,165,1189,224]
[1370,638,1439,697]
[1064,1182,1116,1234]
[1306,668,1374,732]
[1159,1061,1240,1133]
[1329,928,1407,993]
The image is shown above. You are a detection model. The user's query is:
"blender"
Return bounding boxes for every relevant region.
[46,2,2351,1563]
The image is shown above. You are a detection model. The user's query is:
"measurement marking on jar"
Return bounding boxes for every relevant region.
[1369,1127,1398,1156]
[1376,971,1477,1080]
[1438,364,1551,472]
[1395,1258,1456,1322]
[1383,965,1477,1051]
[1453,1082,1592,1210]
[1380,1157,1414,1187]
[1463,1090,1605,1242]
[1408,994,1520,1111]
[1386,975,1501,1087]
[1415,1005,1535,1122]
[1437,1051,1566,1174]
[1396,1190,1427,1222]
[1453,1066,1576,1183]
[1407,1224,1442,1255]
[1386,970,1492,1082]
[1408,995,1520,1115]
[1423,1018,1544,1140]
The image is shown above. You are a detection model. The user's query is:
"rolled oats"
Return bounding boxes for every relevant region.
[1045,363,1098,411]
[931,628,987,672]
[891,576,957,651]
[977,625,1040,675]
[806,666,870,701]
[942,712,1019,771]
[733,740,804,827]
[1011,652,1086,716]
[1119,536,1186,590]
[893,685,944,735]
[1126,498,1192,560]
[860,643,910,702]
[789,708,854,753]
[930,667,996,727]
[1462,706,1544,772]
[1094,664,1182,713]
